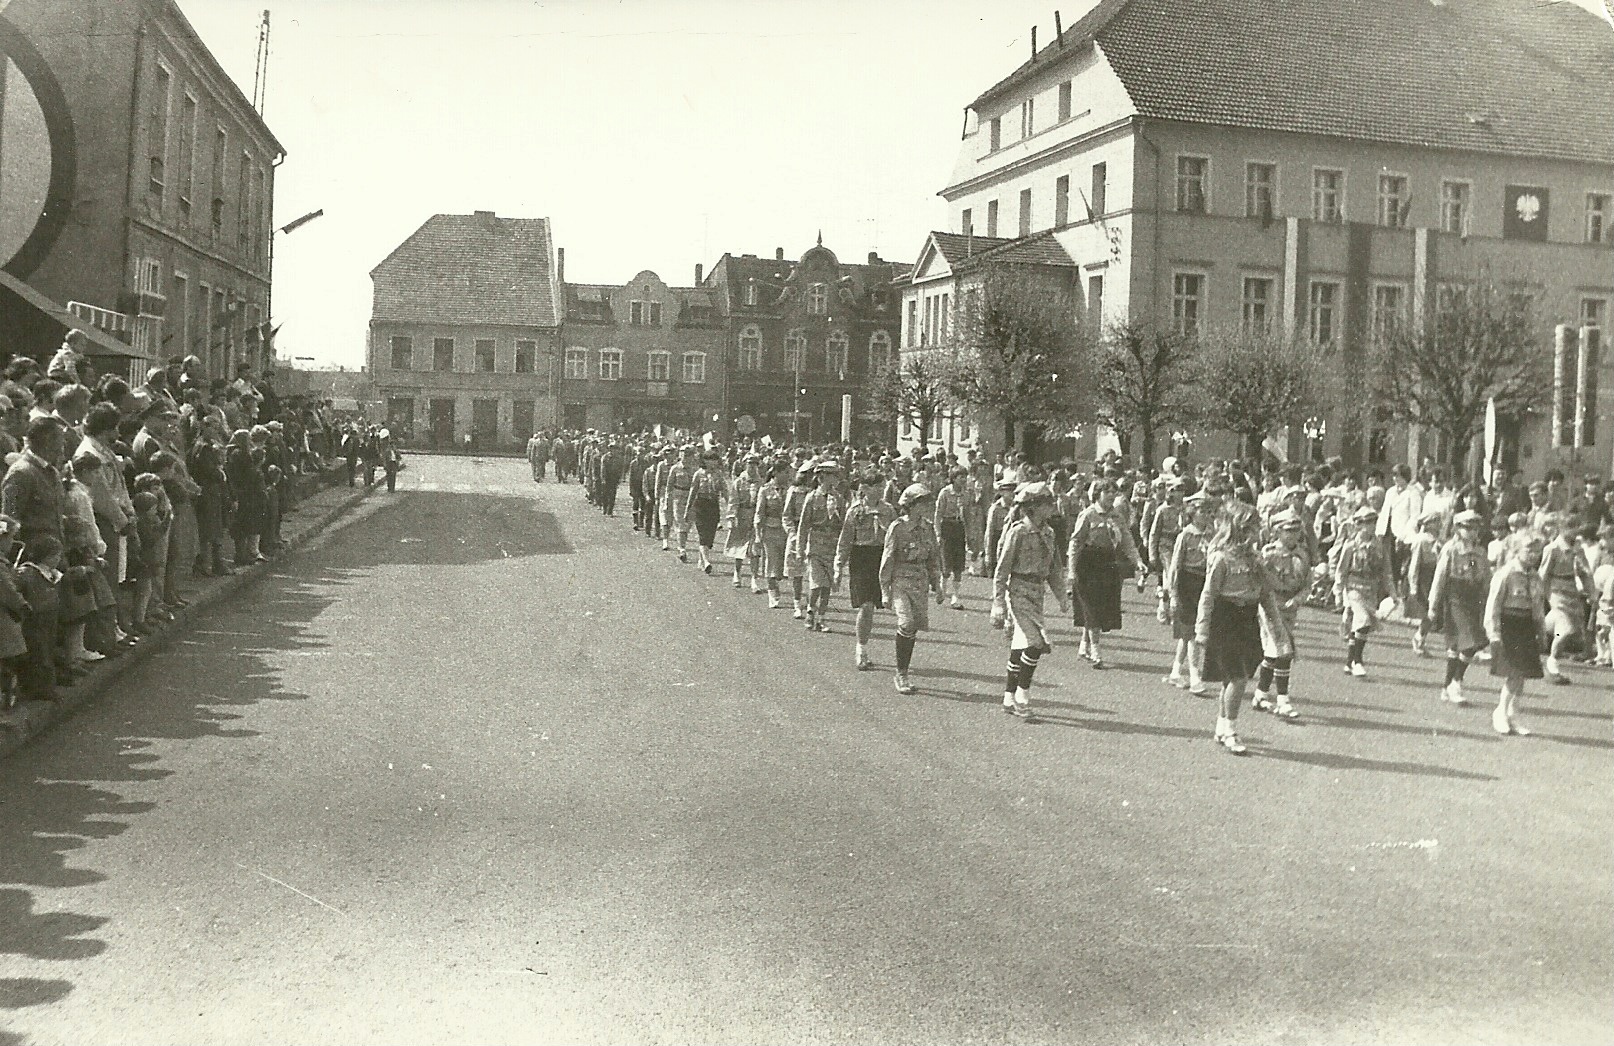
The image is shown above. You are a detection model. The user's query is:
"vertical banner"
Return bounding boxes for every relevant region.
[1483,397,1498,472]
[841,394,852,442]
[1576,325,1600,449]
[1553,324,1577,448]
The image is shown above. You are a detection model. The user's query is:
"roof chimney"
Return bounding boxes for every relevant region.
[695,262,704,284]
[868,251,880,265]
[1031,25,1038,57]
[776,247,785,261]
[557,247,565,284]
[1055,10,1065,46]
[474,209,494,218]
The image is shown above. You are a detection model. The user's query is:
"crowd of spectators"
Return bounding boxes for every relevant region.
[0,334,351,709]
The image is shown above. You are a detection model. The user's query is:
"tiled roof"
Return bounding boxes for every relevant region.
[370,213,560,328]
[960,231,1076,270]
[931,231,1015,267]
[973,0,1614,165]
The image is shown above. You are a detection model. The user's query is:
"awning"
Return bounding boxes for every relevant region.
[0,269,145,360]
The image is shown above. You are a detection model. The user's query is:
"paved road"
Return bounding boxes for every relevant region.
[2,454,1609,1046]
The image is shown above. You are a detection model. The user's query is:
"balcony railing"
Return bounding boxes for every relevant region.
[66,301,133,341]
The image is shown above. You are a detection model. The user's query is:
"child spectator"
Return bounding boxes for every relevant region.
[60,515,109,664]
[128,489,162,633]
[132,471,174,622]
[14,535,64,703]
[1591,525,1613,668]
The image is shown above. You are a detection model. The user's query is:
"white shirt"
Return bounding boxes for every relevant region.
[1377,482,1424,543]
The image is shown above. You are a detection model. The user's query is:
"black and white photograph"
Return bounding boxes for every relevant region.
[0,0,1611,1042]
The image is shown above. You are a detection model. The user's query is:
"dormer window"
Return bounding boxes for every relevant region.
[807,283,828,315]
[744,281,758,306]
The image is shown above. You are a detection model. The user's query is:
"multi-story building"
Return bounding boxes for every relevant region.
[916,0,1614,476]
[559,265,726,432]
[368,211,560,449]
[0,0,282,380]
[702,239,907,444]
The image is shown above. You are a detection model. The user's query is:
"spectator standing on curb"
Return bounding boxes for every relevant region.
[226,429,267,567]
[76,404,136,644]
[189,436,230,577]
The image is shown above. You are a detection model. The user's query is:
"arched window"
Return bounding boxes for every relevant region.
[682,352,707,384]
[826,331,849,376]
[738,325,762,370]
[784,329,806,371]
[868,331,892,372]
[807,283,827,315]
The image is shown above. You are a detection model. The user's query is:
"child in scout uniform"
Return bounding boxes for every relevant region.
[934,468,971,609]
[880,483,944,695]
[782,465,812,619]
[990,482,1068,719]
[754,463,792,609]
[982,478,1018,581]
[1196,501,1289,755]
[661,446,698,561]
[1538,517,1594,685]
[1164,489,1216,694]
[1251,507,1311,721]
[796,461,845,632]
[1335,504,1392,678]
[725,454,764,592]
[685,451,728,575]
[1067,480,1142,670]
[1406,508,1443,656]
[1426,508,1491,705]
[836,468,896,670]
[1485,531,1547,735]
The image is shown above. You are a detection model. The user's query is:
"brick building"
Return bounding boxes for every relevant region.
[368,211,560,449]
[559,266,726,432]
[915,0,1614,476]
[702,239,907,444]
[0,0,282,380]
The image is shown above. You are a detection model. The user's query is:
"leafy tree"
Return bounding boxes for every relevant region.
[1194,326,1329,462]
[943,268,1097,449]
[1368,282,1547,473]
[870,355,954,451]
[1095,321,1200,469]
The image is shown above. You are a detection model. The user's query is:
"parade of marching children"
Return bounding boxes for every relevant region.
[530,431,1613,756]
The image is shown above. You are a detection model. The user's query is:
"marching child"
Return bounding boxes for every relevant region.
[880,483,944,695]
[796,462,844,632]
[1335,505,1392,677]
[1406,508,1443,656]
[1196,501,1288,755]
[981,478,1016,580]
[1592,525,1613,668]
[1539,516,1594,685]
[1425,509,1491,705]
[1251,508,1311,721]
[1485,531,1547,735]
[725,454,764,592]
[782,464,811,619]
[836,468,896,670]
[1164,490,1215,694]
[754,463,791,610]
[990,483,1068,719]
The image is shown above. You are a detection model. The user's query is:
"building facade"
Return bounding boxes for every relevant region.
[559,267,726,432]
[0,0,282,380]
[368,211,560,449]
[702,240,906,445]
[922,0,1614,476]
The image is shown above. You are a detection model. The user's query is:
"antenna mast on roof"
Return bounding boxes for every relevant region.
[252,10,271,115]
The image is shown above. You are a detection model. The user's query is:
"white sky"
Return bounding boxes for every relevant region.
[183,0,1613,370]
[181,0,1084,369]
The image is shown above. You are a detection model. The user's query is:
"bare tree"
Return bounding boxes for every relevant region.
[1194,326,1329,462]
[1095,321,1200,469]
[1369,282,1547,473]
[871,355,954,451]
[943,267,1097,449]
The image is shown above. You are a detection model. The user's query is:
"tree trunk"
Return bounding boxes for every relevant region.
[1003,417,1017,449]
[1139,424,1157,471]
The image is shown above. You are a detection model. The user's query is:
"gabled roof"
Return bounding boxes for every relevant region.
[971,0,1614,166]
[370,212,560,328]
[931,231,1015,267]
[959,230,1076,271]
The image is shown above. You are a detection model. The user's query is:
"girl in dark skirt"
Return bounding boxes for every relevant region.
[836,469,895,669]
[1164,490,1215,693]
[1425,509,1491,706]
[685,452,728,575]
[1067,481,1140,670]
[934,468,970,609]
[1405,509,1442,656]
[1484,531,1546,736]
[1195,501,1288,755]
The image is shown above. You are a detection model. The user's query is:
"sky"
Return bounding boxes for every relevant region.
[180,0,1086,370]
[182,0,1614,371]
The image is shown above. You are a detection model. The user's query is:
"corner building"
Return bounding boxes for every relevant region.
[929,0,1614,476]
[368,211,560,449]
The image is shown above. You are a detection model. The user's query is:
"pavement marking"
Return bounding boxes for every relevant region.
[236,862,347,917]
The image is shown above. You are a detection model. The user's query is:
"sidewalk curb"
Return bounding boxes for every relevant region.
[0,482,375,761]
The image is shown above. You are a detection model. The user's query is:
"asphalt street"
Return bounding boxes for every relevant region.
[1,453,1609,1046]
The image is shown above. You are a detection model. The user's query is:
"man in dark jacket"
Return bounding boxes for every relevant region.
[1,417,68,552]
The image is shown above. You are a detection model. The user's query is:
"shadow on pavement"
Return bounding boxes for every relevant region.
[0,490,573,1013]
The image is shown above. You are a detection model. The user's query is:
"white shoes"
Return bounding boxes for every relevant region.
[1214,718,1247,754]
[1350,662,1368,678]
[792,605,805,620]
[855,645,871,670]
[1164,672,1187,689]
[1011,688,1032,718]
[1492,706,1513,735]
[768,593,781,609]
[1441,681,1466,705]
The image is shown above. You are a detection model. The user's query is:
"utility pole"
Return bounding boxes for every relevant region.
[252,10,271,115]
